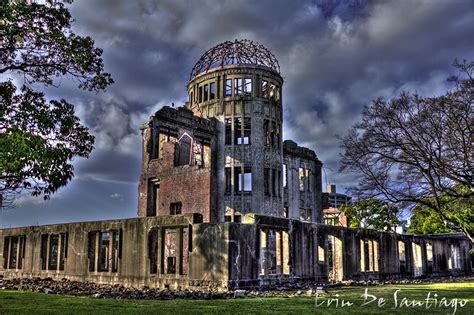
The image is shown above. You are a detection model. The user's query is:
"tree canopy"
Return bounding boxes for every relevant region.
[341,198,400,231]
[0,0,113,207]
[340,60,473,241]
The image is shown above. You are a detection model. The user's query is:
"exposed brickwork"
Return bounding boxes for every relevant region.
[138,106,217,222]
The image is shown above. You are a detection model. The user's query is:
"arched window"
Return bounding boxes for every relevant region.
[175,133,192,166]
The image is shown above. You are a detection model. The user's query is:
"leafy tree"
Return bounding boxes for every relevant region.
[0,1,113,207]
[408,185,473,235]
[340,60,473,241]
[341,198,400,231]
[408,207,455,235]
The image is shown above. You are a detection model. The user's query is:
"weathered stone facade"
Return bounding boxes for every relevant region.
[0,40,471,290]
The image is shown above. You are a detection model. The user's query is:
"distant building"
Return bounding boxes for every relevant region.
[322,184,351,227]
[325,184,351,208]
[323,207,349,227]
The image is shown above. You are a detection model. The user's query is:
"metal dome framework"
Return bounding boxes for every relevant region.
[190,39,280,80]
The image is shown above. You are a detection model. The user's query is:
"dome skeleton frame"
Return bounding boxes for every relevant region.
[190,39,280,80]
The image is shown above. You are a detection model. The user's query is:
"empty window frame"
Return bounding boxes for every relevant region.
[449,244,461,269]
[306,169,311,192]
[272,169,277,196]
[203,84,209,102]
[225,79,232,97]
[48,234,59,270]
[264,120,271,146]
[269,83,279,101]
[209,82,215,99]
[225,167,232,194]
[426,242,433,262]
[98,232,110,272]
[148,229,159,274]
[261,230,290,276]
[234,117,251,145]
[242,117,251,144]
[398,241,406,261]
[175,134,192,166]
[163,229,177,274]
[317,236,325,264]
[3,235,26,270]
[235,167,252,193]
[39,233,68,271]
[277,170,282,197]
[262,80,269,97]
[225,118,232,145]
[243,78,252,95]
[234,117,242,145]
[193,140,204,167]
[198,86,203,103]
[283,164,287,188]
[299,167,305,191]
[153,227,191,275]
[234,78,243,95]
[270,121,276,147]
[264,168,270,196]
[88,230,121,273]
[360,239,379,272]
[158,130,170,160]
[170,202,182,215]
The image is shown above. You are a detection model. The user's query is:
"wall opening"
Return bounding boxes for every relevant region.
[398,241,406,273]
[3,235,25,270]
[328,235,343,282]
[412,242,423,277]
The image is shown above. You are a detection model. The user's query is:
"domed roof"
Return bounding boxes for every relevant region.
[190,39,280,80]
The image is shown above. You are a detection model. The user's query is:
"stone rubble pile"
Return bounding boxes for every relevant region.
[0,276,471,300]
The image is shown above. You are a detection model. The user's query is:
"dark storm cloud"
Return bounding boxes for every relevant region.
[3,0,474,227]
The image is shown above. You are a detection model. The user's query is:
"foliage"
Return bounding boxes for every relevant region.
[0,0,113,207]
[340,60,473,241]
[408,186,473,235]
[408,207,455,235]
[341,198,400,231]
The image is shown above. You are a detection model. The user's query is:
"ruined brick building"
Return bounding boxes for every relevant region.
[0,40,471,290]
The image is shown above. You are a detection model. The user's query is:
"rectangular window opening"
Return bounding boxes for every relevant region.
[264,120,270,146]
[262,80,269,97]
[209,82,215,99]
[203,84,209,102]
[170,202,182,215]
[299,167,305,192]
[234,78,243,95]
[225,79,232,97]
[225,167,232,194]
[225,118,232,145]
[264,168,270,196]
[244,78,252,95]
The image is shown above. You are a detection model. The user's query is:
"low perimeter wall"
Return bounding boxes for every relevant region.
[0,213,471,290]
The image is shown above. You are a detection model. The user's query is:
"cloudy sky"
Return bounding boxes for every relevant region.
[2,0,473,227]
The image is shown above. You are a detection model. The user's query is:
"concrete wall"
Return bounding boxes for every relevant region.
[187,65,285,221]
[1,213,471,290]
[283,140,323,223]
[1,214,227,290]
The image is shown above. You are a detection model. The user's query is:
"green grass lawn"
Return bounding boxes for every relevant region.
[0,282,472,314]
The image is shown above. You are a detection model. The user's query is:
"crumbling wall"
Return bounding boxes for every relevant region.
[137,106,218,222]
[1,214,471,290]
[283,140,323,223]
